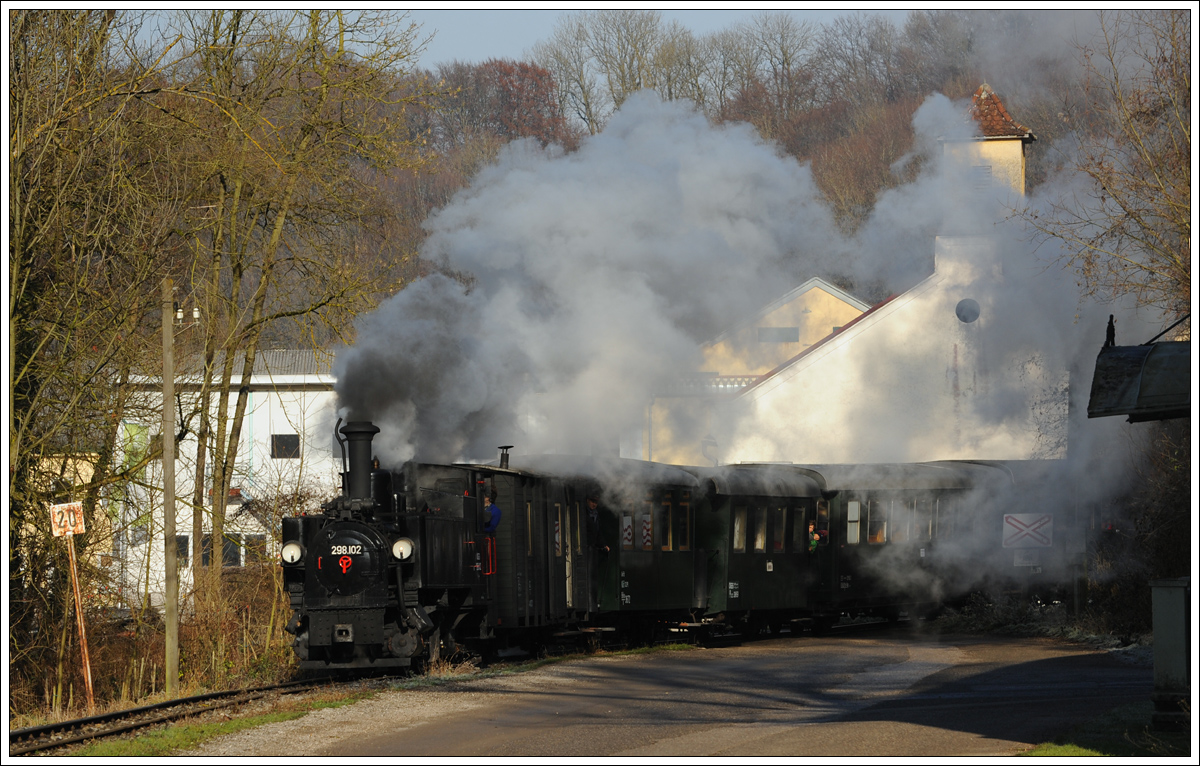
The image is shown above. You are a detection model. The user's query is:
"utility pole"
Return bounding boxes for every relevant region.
[162,278,179,697]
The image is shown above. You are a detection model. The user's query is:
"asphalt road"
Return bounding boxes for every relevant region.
[317,627,1153,757]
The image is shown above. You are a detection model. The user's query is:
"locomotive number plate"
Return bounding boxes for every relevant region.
[331,545,363,555]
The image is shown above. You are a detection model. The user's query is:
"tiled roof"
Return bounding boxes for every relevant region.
[969,83,1035,141]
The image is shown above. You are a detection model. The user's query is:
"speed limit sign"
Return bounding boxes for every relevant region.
[50,502,86,537]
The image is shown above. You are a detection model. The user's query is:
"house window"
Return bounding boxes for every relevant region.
[175,535,189,567]
[757,327,799,343]
[971,165,993,189]
[271,434,300,459]
[202,534,241,567]
[244,535,268,564]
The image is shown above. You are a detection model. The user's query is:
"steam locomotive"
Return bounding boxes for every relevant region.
[281,421,1071,670]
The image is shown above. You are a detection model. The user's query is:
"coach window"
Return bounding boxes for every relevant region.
[555,504,563,557]
[526,502,532,556]
[621,512,634,551]
[659,491,673,551]
[816,499,830,543]
[640,495,655,551]
[935,498,954,539]
[792,504,809,549]
[753,506,767,553]
[675,491,691,551]
[915,500,932,541]
[733,506,747,552]
[868,499,888,544]
[574,502,582,554]
[846,501,861,544]
[892,501,911,543]
[772,507,786,551]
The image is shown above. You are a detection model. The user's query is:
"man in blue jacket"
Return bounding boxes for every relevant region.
[482,492,502,534]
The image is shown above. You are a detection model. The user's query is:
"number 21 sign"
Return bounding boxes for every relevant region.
[50,502,86,537]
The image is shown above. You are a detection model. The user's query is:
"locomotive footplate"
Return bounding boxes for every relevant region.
[309,608,385,647]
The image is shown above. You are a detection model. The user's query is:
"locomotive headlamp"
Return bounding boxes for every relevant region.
[391,537,415,561]
[281,541,304,565]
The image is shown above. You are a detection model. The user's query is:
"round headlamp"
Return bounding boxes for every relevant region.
[391,537,415,561]
[281,541,304,564]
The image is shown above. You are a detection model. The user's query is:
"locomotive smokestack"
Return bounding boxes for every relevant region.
[341,421,381,500]
[499,445,513,470]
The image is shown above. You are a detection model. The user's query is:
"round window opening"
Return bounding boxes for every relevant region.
[956,298,980,323]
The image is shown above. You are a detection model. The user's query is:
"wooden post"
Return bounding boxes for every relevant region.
[163,278,179,697]
[49,502,94,712]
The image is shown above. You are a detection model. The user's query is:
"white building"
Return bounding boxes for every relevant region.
[116,349,339,608]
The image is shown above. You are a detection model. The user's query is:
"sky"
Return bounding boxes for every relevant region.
[406,8,914,68]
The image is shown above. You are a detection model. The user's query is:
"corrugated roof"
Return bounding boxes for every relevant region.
[253,349,334,376]
[969,83,1035,141]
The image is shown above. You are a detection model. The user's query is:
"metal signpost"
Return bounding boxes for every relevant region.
[49,501,95,713]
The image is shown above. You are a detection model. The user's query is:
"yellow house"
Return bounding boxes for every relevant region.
[640,278,870,465]
[942,83,1035,198]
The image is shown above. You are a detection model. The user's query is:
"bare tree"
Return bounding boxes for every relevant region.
[9,8,183,709]
[156,10,436,600]
[533,14,606,135]
[1024,9,1190,316]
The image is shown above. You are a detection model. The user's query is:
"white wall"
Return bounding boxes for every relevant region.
[715,236,1068,465]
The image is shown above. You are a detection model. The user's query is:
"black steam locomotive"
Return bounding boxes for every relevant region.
[282,421,1071,670]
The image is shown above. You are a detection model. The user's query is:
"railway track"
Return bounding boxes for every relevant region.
[9,678,334,756]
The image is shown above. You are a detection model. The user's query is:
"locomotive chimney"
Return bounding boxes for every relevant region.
[341,421,381,500]
[498,445,513,470]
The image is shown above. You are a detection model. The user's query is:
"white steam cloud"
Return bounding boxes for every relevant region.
[334,89,1162,486]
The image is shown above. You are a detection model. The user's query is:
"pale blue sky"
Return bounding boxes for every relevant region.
[406,8,914,68]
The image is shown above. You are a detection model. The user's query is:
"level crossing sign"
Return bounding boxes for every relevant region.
[1002,513,1052,548]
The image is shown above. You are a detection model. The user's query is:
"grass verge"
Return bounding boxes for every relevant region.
[1022,700,1191,757]
[65,692,373,758]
